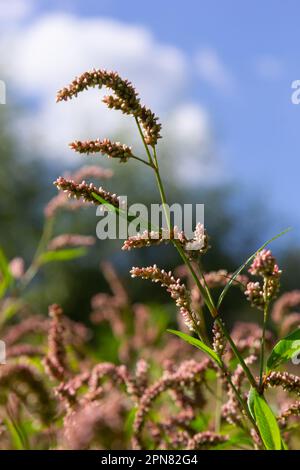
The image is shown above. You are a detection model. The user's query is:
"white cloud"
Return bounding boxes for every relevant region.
[165,104,222,183]
[195,47,235,93]
[2,12,219,183]
[0,0,33,23]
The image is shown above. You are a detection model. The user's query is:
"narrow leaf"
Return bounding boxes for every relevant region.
[92,192,159,232]
[38,247,87,265]
[267,328,300,371]
[0,248,13,298]
[248,387,281,450]
[217,228,291,308]
[167,329,222,366]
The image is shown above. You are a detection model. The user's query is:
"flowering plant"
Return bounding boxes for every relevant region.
[0,69,299,450]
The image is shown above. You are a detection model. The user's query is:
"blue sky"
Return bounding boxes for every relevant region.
[1,0,299,245]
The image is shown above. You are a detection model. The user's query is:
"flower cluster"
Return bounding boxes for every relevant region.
[249,249,277,277]
[264,371,300,395]
[44,304,68,381]
[130,265,199,332]
[186,431,228,450]
[56,70,140,113]
[184,223,209,255]
[45,165,113,218]
[48,234,95,251]
[122,229,170,251]
[244,282,265,310]
[245,249,281,309]
[132,359,211,449]
[69,139,133,163]
[212,320,227,357]
[57,69,161,147]
[137,105,162,146]
[278,401,300,427]
[54,176,120,209]
[123,223,209,260]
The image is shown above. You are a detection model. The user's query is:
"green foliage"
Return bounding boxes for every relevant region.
[248,387,281,450]
[167,329,222,366]
[38,247,88,265]
[267,328,300,371]
[0,247,13,298]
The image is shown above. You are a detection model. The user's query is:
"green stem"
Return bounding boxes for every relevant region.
[131,154,155,168]
[135,117,154,167]
[220,361,263,446]
[217,318,258,390]
[137,123,258,387]
[21,216,54,289]
[215,375,222,433]
[135,121,263,444]
[153,151,258,388]
[259,286,269,392]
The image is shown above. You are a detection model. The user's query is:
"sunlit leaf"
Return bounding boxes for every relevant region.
[267,328,300,371]
[167,329,222,366]
[38,247,87,265]
[0,248,13,298]
[248,387,281,450]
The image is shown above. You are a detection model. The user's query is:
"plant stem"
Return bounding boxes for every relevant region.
[220,361,263,446]
[151,147,211,343]
[131,154,155,168]
[215,375,222,433]
[135,117,154,166]
[134,122,267,445]
[259,287,269,392]
[21,216,54,289]
[217,318,258,390]
[136,124,259,384]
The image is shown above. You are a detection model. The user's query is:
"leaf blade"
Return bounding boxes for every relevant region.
[167,329,222,366]
[38,247,88,265]
[248,387,281,450]
[267,328,300,371]
[0,248,13,298]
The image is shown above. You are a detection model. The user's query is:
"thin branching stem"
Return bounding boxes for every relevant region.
[135,119,263,443]
[21,216,54,288]
[131,154,155,168]
[259,285,270,392]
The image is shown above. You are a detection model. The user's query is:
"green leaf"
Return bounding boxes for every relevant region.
[92,192,158,232]
[38,247,87,265]
[125,407,137,438]
[281,438,288,450]
[5,417,28,450]
[267,328,300,371]
[217,227,291,308]
[167,329,222,366]
[92,192,121,216]
[248,387,281,450]
[0,248,13,298]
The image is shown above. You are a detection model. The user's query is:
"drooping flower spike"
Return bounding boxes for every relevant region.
[54,176,120,209]
[57,69,161,146]
[70,139,133,163]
